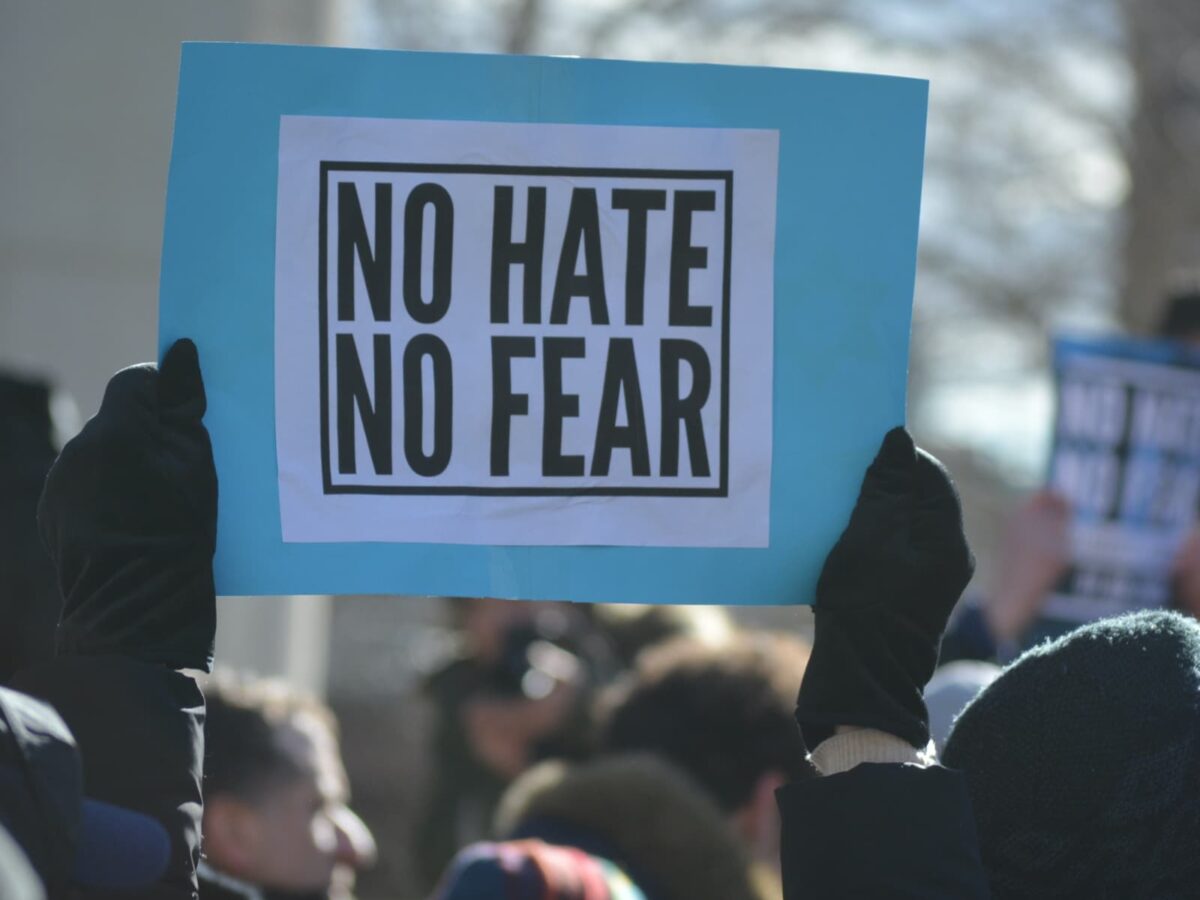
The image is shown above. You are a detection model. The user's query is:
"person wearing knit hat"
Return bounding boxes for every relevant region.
[435,754,768,900]
[776,429,1200,898]
[942,609,1200,898]
[435,839,645,900]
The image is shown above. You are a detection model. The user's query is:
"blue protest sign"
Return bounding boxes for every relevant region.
[1043,333,1200,624]
[159,43,926,603]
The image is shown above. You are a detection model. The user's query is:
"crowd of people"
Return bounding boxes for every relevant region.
[3,292,1200,898]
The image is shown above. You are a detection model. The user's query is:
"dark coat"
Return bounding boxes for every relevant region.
[12,656,204,900]
[777,763,990,899]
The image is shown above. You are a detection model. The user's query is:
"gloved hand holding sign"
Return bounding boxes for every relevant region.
[37,339,217,672]
[796,427,975,750]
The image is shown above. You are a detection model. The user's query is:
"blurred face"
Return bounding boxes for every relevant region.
[207,712,375,898]
[462,597,538,663]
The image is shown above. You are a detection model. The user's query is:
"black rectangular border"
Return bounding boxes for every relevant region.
[318,162,733,498]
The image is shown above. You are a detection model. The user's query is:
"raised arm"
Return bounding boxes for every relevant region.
[13,339,216,898]
[781,428,989,898]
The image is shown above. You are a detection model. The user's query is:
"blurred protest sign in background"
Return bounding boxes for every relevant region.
[1045,335,1200,624]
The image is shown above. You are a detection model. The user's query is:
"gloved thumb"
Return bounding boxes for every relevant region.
[157,339,206,422]
[846,426,917,530]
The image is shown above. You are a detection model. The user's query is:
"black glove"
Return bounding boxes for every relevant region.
[37,339,217,671]
[796,427,974,749]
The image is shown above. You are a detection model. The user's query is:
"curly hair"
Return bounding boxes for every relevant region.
[597,633,813,813]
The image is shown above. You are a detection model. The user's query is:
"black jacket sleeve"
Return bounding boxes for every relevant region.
[13,656,204,900]
[777,763,989,899]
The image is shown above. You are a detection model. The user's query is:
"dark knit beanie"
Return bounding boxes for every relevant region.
[942,611,1200,899]
[435,839,645,900]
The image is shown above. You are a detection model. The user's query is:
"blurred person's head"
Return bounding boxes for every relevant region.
[448,597,542,665]
[446,598,609,676]
[441,598,617,780]
[434,838,645,900]
[591,604,733,667]
[201,672,375,899]
[491,754,765,900]
[1156,275,1200,344]
[943,611,1200,897]
[597,633,812,869]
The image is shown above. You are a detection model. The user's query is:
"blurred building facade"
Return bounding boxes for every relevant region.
[0,0,358,691]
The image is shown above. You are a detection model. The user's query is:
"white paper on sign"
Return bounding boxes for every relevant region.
[275,116,778,547]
